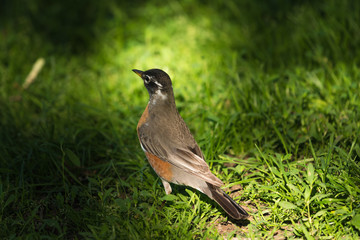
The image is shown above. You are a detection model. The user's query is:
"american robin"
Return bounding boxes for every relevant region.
[133,68,249,220]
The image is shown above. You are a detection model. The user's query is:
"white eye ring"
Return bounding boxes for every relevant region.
[144,75,151,84]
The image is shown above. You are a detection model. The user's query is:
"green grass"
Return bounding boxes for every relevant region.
[1,0,360,239]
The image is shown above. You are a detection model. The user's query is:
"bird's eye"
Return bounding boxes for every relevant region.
[144,75,151,84]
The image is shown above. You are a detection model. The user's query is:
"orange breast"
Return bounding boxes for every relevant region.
[145,152,173,182]
[137,104,173,181]
[137,104,149,131]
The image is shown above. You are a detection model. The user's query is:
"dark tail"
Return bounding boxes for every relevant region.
[207,183,249,220]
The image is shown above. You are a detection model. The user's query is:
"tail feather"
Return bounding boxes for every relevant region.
[207,183,249,220]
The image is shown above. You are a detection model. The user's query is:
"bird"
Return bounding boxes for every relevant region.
[133,68,249,220]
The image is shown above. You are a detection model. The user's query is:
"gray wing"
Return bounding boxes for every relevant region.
[138,118,223,187]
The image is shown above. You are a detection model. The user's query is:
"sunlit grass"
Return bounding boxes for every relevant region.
[1,0,360,239]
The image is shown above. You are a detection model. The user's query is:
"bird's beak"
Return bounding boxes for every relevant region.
[132,69,143,78]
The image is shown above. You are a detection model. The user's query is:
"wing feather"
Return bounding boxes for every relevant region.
[138,126,222,186]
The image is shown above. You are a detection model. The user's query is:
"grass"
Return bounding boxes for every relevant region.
[1,0,360,239]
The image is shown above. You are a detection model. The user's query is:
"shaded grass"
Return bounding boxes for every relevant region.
[1,0,360,239]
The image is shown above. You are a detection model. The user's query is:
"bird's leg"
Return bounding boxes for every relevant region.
[160,179,172,208]
[161,179,172,195]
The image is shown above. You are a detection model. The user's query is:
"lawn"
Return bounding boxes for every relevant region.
[1,0,360,239]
